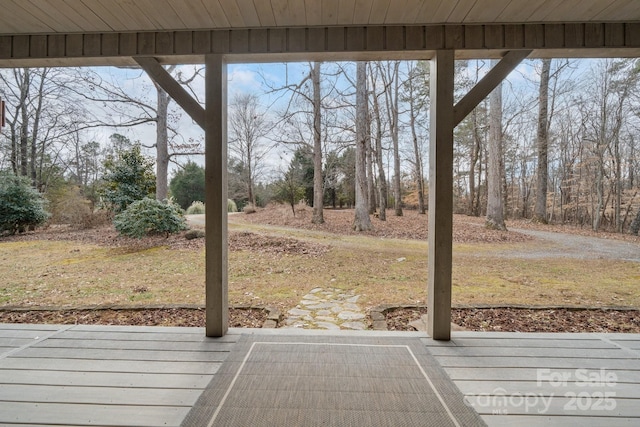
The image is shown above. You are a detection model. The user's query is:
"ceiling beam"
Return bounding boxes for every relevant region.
[134,56,205,129]
[1,23,638,67]
[453,50,532,127]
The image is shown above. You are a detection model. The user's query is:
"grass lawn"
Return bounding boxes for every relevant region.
[2,219,639,312]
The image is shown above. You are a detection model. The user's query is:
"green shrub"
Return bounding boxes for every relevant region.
[186,201,205,215]
[0,174,50,235]
[114,198,187,238]
[228,199,238,213]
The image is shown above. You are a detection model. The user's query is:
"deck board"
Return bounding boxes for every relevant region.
[0,324,236,427]
[0,402,189,426]
[0,357,221,374]
[1,325,639,426]
[426,332,640,426]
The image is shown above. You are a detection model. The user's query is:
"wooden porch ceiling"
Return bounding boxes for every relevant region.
[0,1,638,66]
[0,0,638,34]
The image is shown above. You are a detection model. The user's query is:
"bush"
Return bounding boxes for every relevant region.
[186,201,205,215]
[243,203,256,214]
[46,184,93,226]
[0,174,50,235]
[114,198,187,238]
[228,199,238,213]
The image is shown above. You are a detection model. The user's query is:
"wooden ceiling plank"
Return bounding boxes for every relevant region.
[540,0,603,21]
[402,0,427,24]
[252,0,277,26]
[269,0,290,26]
[50,0,112,31]
[337,0,357,25]
[219,0,246,27]
[353,0,374,25]
[496,0,547,22]
[447,0,479,22]
[385,0,409,24]
[596,0,639,21]
[64,0,112,31]
[236,0,261,27]
[322,0,340,26]
[465,0,512,23]
[79,0,130,31]
[201,0,231,27]
[169,0,215,29]
[134,0,181,30]
[25,0,85,32]
[0,1,54,33]
[414,0,444,23]
[304,0,322,25]
[428,0,460,23]
[287,0,307,26]
[111,0,157,31]
[527,0,565,21]
[369,0,390,24]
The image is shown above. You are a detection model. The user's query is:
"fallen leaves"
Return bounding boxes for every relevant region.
[385,306,640,333]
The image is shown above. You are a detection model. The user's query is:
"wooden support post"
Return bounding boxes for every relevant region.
[134,56,206,129]
[428,50,455,341]
[205,54,228,337]
[453,50,531,126]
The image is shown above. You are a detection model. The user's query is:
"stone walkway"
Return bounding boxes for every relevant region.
[283,288,367,330]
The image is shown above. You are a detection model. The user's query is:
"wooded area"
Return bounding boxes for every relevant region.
[1,58,640,234]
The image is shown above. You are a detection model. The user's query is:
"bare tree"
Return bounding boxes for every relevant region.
[486,61,507,230]
[353,62,373,231]
[228,93,272,207]
[369,65,388,221]
[311,62,324,224]
[73,66,203,201]
[378,61,403,216]
[0,67,87,190]
[403,62,428,214]
[533,59,552,223]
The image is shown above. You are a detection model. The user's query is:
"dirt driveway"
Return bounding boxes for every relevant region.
[507,228,640,262]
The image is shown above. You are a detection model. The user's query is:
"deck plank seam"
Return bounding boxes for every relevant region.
[596,334,640,359]
[0,325,74,360]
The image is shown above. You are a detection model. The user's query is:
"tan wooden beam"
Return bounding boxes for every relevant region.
[453,50,532,126]
[427,49,455,341]
[204,54,228,337]
[134,56,206,129]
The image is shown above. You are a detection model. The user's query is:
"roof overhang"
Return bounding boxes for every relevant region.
[0,1,639,67]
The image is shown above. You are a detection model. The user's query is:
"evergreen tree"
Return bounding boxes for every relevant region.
[101,145,156,213]
[169,161,205,210]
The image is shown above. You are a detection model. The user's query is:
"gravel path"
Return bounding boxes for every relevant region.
[505,228,640,262]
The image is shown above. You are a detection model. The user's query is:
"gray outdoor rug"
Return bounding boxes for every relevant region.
[182,334,486,427]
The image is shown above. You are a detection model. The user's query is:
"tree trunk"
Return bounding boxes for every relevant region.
[409,87,425,215]
[371,76,387,221]
[155,84,170,201]
[311,62,324,224]
[366,97,376,214]
[19,69,30,178]
[486,65,507,231]
[391,63,403,216]
[469,109,480,216]
[533,59,551,223]
[353,62,372,231]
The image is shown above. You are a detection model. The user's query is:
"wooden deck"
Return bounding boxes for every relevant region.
[1,324,639,426]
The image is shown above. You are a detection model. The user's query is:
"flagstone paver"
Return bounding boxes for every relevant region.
[284,288,367,330]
